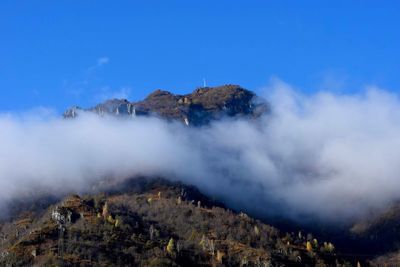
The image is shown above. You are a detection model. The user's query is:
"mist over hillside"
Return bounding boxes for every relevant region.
[1,82,400,226]
[2,1,399,265]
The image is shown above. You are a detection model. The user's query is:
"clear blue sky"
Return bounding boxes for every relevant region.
[0,1,399,112]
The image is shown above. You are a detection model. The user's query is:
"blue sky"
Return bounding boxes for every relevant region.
[0,1,399,112]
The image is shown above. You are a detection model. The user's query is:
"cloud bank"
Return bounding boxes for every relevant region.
[1,81,400,223]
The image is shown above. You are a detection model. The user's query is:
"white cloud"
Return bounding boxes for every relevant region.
[1,80,400,224]
[64,57,110,99]
[86,57,110,73]
[97,57,109,67]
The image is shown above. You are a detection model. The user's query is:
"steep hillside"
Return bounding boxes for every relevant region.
[348,203,400,266]
[0,178,350,267]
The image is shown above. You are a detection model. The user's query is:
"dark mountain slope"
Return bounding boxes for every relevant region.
[0,178,348,267]
[347,203,400,266]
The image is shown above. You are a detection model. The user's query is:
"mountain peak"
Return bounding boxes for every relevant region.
[145,89,174,100]
[64,85,269,125]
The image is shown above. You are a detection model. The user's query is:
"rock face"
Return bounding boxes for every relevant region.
[64,85,268,125]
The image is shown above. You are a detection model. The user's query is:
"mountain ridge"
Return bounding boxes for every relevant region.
[64,85,268,126]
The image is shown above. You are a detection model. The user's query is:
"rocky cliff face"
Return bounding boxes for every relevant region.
[64,85,268,126]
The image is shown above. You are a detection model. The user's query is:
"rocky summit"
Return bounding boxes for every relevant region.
[63,85,268,126]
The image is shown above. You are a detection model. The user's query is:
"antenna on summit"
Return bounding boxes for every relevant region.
[203,78,207,87]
